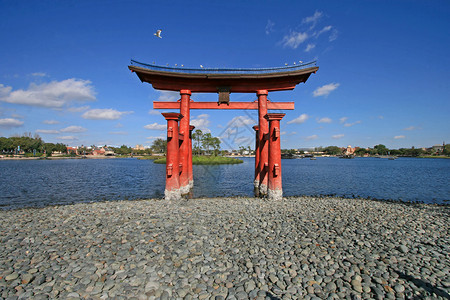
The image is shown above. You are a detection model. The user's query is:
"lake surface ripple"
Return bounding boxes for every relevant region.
[0,157,448,209]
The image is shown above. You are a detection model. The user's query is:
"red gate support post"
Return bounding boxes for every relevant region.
[179,90,191,194]
[189,125,195,188]
[162,113,183,201]
[265,113,285,201]
[252,125,260,196]
[257,90,269,196]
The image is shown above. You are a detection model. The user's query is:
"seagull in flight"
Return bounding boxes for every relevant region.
[154,29,162,38]
[200,65,204,68]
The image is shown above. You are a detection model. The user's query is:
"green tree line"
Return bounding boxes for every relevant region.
[0,134,67,156]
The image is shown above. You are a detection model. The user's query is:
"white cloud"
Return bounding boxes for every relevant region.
[281,31,308,49]
[404,126,416,131]
[191,114,212,132]
[82,108,133,120]
[302,11,323,29]
[344,121,361,127]
[394,135,406,139]
[109,131,128,135]
[0,79,96,108]
[43,120,60,124]
[148,109,161,115]
[146,135,165,140]
[57,135,77,141]
[158,91,179,101]
[60,126,87,133]
[313,83,340,97]
[378,115,384,119]
[115,123,123,128]
[227,115,255,128]
[329,29,339,41]
[0,118,24,127]
[67,105,90,112]
[339,117,348,123]
[316,25,332,37]
[305,134,318,140]
[317,117,332,123]
[144,123,167,130]
[332,134,344,139]
[305,43,316,52]
[287,113,309,124]
[36,129,59,134]
[265,20,275,35]
[234,136,253,146]
[30,72,47,77]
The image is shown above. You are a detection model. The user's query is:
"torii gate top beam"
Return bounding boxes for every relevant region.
[128,60,318,93]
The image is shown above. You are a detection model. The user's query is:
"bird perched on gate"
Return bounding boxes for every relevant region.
[154,29,162,38]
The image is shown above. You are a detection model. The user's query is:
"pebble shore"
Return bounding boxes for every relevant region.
[1,197,449,300]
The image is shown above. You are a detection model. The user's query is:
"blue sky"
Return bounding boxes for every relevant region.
[0,0,449,150]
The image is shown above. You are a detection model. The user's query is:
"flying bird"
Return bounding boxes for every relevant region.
[154,29,162,38]
[299,60,303,64]
[200,65,204,68]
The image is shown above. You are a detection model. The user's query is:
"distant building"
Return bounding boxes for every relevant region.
[342,145,356,155]
[66,147,78,155]
[431,143,445,154]
[134,144,145,151]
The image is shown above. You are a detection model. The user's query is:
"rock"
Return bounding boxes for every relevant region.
[394,284,405,293]
[5,273,19,281]
[351,279,363,293]
[398,245,409,253]
[325,281,337,292]
[244,280,256,293]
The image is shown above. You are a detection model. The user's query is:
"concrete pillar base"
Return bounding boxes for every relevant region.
[268,188,283,201]
[259,183,268,196]
[254,180,260,197]
[165,189,181,201]
[189,180,194,188]
[179,184,190,195]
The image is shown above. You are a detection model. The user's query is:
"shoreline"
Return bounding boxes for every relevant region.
[1,194,449,212]
[1,196,448,299]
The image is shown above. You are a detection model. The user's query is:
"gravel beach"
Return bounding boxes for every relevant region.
[1,197,449,300]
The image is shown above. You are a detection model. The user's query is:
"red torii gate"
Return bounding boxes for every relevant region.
[129,60,318,200]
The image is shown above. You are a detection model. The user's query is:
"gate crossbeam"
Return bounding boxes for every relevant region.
[154,101,294,110]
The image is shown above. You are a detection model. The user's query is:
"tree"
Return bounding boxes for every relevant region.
[113,145,132,155]
[43,143,57,156]
[151,138,167,154]
[238,146,246,155]
[55,143,67,153]
[374,144,389,155]
[211,137,221,156]
[202,133,213,155]
[355,148,368,156]
[444,144,450,156]
[192,129,203,155]
[324,146,341,155]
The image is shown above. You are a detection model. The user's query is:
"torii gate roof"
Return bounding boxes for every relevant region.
[128,60,318,93]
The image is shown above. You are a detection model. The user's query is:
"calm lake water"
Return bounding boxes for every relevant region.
[0,157,448,209]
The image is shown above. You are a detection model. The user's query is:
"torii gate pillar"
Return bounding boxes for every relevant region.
[257,90,269,196]
[189,125,195,188]
[179,90,191,194]
[252,125,260,196]
[162,113,183,201]
[265,113,285,201]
